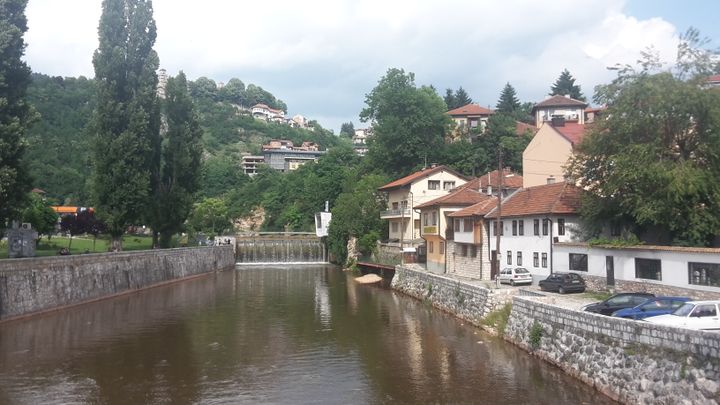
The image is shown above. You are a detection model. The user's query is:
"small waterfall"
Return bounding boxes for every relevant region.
[236,237,327,264]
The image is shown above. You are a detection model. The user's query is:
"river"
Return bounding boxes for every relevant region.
[0,265,612,404]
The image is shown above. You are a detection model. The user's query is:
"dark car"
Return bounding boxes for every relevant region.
[538,272,586,294]
[582,292,655,316]
[611,296,691,320]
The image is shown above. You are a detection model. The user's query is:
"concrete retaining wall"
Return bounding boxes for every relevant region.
[391,265,510,326]
[0,246,235,321]
[505,296,720,404]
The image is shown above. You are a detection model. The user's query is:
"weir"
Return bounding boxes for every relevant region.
[235,233,327,264]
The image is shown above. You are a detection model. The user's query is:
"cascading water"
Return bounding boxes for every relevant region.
[236,237,327,264]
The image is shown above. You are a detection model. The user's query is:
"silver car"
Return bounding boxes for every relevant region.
[498,267,533,286]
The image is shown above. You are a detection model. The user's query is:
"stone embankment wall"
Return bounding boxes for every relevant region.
[505,296,720,404]
[391,265,511,326]
[582,274,720,301]
[0,246,235,321]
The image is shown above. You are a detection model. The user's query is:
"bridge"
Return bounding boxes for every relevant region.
[356,261,396,277]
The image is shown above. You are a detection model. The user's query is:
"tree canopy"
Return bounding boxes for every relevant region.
[0,0,34,230]
[496,82,521,113]
[549,69,585,101]
[568,34,720,246]
[340,121,355,139]
[444,86,473,110]
[362,68,452,178]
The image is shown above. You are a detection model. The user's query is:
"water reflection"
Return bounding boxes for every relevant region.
[0,265,612,404]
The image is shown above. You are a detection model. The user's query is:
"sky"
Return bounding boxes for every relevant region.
[23,0,719,132]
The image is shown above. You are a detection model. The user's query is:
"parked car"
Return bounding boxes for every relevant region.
[611,297,691,320]
[645,301,720,331]
[582,292,655,316]
[538,272,586,294]
[498,267,533,286]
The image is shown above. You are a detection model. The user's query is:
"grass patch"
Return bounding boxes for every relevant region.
[481,302,512,335]
[0,235,154,259]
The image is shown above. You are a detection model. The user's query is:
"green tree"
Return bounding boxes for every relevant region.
[568,34,720,246]
[362,68,452,177]
[188,197,231,237]
[217,78,245,105]
[443,88,455,110]
[476,113,531,173]
[21,192,58,240]
[339,121,355,139]
[496,82,521,114]
[0,0,35,232]
[188,77,218,101]
[149,72,204,248]
[327,174,388,263]
[549,69,585,101]
[92,0,160,251]
[443,87,472,110]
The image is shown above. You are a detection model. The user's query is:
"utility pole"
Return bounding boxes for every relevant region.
[495,146,503,287]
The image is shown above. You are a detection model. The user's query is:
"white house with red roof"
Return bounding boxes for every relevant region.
[446,103,495,141]
[252,103,285,122]
[522,118,588,187]
[532,95,588,128]
[378,165,468,248]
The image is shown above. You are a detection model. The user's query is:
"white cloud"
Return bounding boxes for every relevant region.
[24,0,683,129]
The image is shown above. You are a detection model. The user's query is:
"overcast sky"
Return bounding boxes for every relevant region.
[23,0,719,132]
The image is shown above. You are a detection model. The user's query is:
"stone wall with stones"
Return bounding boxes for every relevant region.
[505,296,720,404]
[582,274,720,301]
[391,265,511,326]
[0,246,235,321]
[373,242,402,266]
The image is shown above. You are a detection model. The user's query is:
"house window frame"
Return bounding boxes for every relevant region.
[391,222,399,233]
[569,253,588,272]
[541,252,548,268]
[518,220,524,236]
[533,252,539,268]
[428,180,440,190]
[431,211,437,226]
[558,218,566,236]
[440,242,445,254]
[517,251,522,266]
[688,262,720,287]
[454,219,461,232]
[534,219,539,235]
[542,219,549,236]
[507,250,512,265]
[443,181,456,191]
[429,241,434,254]
[512,220,517,236]
[635,258,662,281]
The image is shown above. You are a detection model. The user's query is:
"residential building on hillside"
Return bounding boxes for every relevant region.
[485,182,583,279]
[352,128,372,156]
[262,140,324,172]
[157,68,168,99]
[447,103,495,141]
[252,104,285,123]
[447,198,497,280]
[241,155,265,176]
[378,166,468,250]
[522,118,587,187]
[706,75,720,89]
[532,95,588,128]
[416,186,491,273]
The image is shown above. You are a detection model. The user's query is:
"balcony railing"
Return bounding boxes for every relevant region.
[380,209,411,218]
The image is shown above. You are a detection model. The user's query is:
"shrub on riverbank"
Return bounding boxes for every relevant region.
[481,302,512,335]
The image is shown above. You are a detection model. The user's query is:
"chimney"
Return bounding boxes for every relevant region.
[551,116,565,127]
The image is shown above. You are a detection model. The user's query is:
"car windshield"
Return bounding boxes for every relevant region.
[673,303,695,317]
[515,268,529,274]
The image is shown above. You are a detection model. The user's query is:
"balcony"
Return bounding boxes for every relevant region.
[422,226,438,235]
[380,209,411,218]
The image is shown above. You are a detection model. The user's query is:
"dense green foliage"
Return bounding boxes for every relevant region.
[362,68,453,178]
[568,35,720,246]
[444,87,473,110]
[148,72,203,247]
[496,82,521,113]
[21,192,57,238]
[549,69,585,101]
[0,0,34,230]
[339,121,354,139]
[92,0,161,249]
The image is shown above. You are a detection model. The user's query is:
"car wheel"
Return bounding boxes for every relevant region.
[558,286,566,294]
[510,280,515,286]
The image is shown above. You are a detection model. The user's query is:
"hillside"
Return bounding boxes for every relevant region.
[24,73,342,205]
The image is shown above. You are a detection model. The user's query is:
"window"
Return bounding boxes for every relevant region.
[546,177,556,184]
[454,219,460,232]
[392,202,399,210]
[512,220,517,236]
[443,181,455,190]
[429,241,434,253]
[688,262,720,287]
[463,219,473,232]
[542,219,549,236]
[635,258,662,281]
[461,244,468,257]
[470,245,477,258]
[534,219,539,235]
[691,305,717,318]
[541,253,548,268]
[558,218,565,236]
[431,211,437,226]
[507,250,512,265]
[518,220,524,236]
[391,222,399,232]
[423,213,428,226]
[400,200,408,209]
[569,253,588,272]
[533,252,539,267]
[428,180,440,190]
[500,221,504,235]
[517,251,522,266]
[440,242,445,254]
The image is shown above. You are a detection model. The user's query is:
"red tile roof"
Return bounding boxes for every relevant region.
[448,198,498,217]
[707,75,720,83]
[485,182,582,218]
[551,122,587,146]
[475,169,524,189]
[378,165,468,191]
[533,95,588,110]
[515,121,537,136]
[415,187,490,209]
[447,103,495,116]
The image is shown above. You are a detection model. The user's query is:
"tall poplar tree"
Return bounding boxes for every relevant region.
[92,0,160,251]
[0,0,35,231]
[149,72,203,248]
[549,69,586,101]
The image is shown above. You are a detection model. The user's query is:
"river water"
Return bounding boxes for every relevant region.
[0,265,612,404]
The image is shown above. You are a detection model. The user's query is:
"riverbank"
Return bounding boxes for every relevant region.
[391,265,720,404]
[0,246,235,322]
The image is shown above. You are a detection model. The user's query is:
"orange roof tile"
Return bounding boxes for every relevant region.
[447,103,495,116]
[551,122,587,146]
[515,121,537,136]
[415,187,490,209]
[533,95,587,110]
[485,182,582,218]
[475,169,524,189]
[378,166,468,191]
[448,198,498,217]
